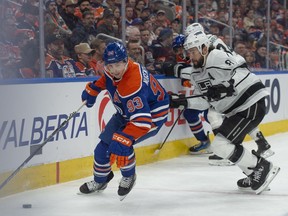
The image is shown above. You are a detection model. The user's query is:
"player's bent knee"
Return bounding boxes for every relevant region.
[207,108,223,130]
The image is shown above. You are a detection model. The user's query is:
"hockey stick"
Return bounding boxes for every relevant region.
[154,109,185,155]
[0,101,87,191]
[172,94,206,102]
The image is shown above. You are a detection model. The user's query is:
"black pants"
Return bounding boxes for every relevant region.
[218,98,266,145]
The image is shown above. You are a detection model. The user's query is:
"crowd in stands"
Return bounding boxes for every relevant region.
[0,0,288,79]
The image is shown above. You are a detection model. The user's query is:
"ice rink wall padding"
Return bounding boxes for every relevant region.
[0,71,287,197]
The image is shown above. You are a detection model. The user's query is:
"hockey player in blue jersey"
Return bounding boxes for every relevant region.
[79,41,169,200]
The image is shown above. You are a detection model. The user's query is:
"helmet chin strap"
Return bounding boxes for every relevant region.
[200,47,208,67]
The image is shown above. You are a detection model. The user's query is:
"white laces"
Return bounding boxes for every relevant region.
[120,176,134,188]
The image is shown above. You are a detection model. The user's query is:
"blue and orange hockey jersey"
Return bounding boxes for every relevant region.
[91,59,169,140]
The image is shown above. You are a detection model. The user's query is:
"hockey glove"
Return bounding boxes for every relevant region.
[206,79,235,101]
[174,63,192,79]
[168,92,188,109]
[81,81,99,108]
[109,132,135,168]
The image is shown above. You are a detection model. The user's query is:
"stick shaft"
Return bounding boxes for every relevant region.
[0,101,86,191]
[157,109,185,150]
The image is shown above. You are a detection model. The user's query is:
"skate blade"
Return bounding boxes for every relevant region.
[190,149,213,155]
[255,166,280,195]
[208,160,235,166]
[119,181,136,201]
[260,149,275,159]
[238,186,270,192]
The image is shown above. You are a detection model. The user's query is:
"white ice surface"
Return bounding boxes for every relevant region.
[0,133,288,216]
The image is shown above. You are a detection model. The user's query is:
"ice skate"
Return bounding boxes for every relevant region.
[237,175,270,192]
[79,171,114,194]
[118,174,136,201]
[208,154,234,166]
[255,132,275,158]
[189,140,212,154]
[250,152,280,195]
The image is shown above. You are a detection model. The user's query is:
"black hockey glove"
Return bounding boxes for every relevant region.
[206,79,235,101]
[174,63,192,78]
[168,92,188,109]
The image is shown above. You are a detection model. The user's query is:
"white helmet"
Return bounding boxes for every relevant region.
[184,31,209,53]
[184,23,204,36]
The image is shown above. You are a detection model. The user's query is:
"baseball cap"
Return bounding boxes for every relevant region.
[66,0,78,7]
[45,34,64,47]
[158,28,173,40]
[103,9,114,19]
[156,10,166,15]
[74,43,95,54]
[132,18,143,26]
[45,0,56,9]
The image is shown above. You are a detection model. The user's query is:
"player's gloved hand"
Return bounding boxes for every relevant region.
[206,79,235,101]
[81,81,99,108]
[168,92,188,109]
[174,63,192,78]
[109,132,135,168]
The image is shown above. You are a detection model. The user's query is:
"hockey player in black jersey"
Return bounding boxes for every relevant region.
[171,30,280,194]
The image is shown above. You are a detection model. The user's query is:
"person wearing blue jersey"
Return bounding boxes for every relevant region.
[79,41,169,200]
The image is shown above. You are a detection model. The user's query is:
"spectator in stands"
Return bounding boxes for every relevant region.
[243,8,255,32]
[104,0,117,12]
[251,0,265,17]
[127,0,137,18]
[154,10,170,28]
[205,0,217,18]
[97,9,116,39]
[125,4,134,26]
[70,11,97,49]
[60,0,79,31]
[131,18,145,31]
[0,16,22,79]
[143,17,156,44]
[135,0,145,17]
[140,28,155,71]
[269,47,280,70]
[113,7,121,24]
[74,42,96,77]
[140,6,151,20]
[254,43,267,69]
[55,0,65,15]
[171,18,181,35]
[127,39,144,64]
[244,50,257,69]
[253,16,265,32]
[234,41,247,57]
[153,26,164,39]
[17,2,39,35]
[44,0,72,37]
[90,38,106,76]
[45,34,79,77]
[17,39,40,78]
[150,28,175,74]
[74,0,92,19]
[209,23,221,36]
[126,26,141,41]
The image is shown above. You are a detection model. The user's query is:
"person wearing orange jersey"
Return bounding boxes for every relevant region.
[79,41,169,200]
